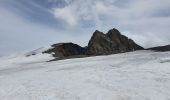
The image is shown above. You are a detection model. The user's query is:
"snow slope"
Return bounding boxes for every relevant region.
[0,50,170,100]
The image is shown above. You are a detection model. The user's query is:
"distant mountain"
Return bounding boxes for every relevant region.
[43,28,144,59]
[148,45,170,51]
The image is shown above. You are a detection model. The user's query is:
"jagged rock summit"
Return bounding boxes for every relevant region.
[43,28,144,58]
[86,28,143,55]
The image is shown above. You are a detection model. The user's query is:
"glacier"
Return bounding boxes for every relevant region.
[0,50,170,100]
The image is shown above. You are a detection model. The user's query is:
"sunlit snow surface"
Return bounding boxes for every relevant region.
[0,50,170,100]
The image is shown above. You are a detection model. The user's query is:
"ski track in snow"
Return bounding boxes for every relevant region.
[0,50,170,100]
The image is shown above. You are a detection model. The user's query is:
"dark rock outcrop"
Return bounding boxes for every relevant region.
[148,45,170,51]
[86,28,144,55]
[43,43,86,58]
[43,28,144,58]
[86,30,116,55]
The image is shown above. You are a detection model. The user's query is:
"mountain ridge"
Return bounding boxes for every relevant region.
[43,28,144,59]
[147,45,170,51]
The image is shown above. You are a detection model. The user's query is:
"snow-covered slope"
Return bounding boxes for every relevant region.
[0,50,170,100]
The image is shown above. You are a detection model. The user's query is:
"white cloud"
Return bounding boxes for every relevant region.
[51,0,117,28]
[52,7,78,26]
[51,0,170,25]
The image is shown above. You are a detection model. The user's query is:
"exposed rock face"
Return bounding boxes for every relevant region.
[86,28,144,55]
[107,29,144,51]
[43,28,144,58]
[148,45,170,51]
[43,43,85,58]
[86,30,116,55]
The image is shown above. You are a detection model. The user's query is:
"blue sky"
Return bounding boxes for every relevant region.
[0,0,170,55]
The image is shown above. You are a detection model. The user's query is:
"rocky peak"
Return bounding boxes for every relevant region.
[93,30,103,35]
[88,30,108,45]
[43,28,144,59]
[86,28,144,55]
[90,30,106,40]
[107,28,121,37]
[86,30,114,55]
[107,28,143,51]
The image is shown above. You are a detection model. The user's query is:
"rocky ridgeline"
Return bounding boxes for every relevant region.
[43,28,144,58]
[148,45,170,51]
